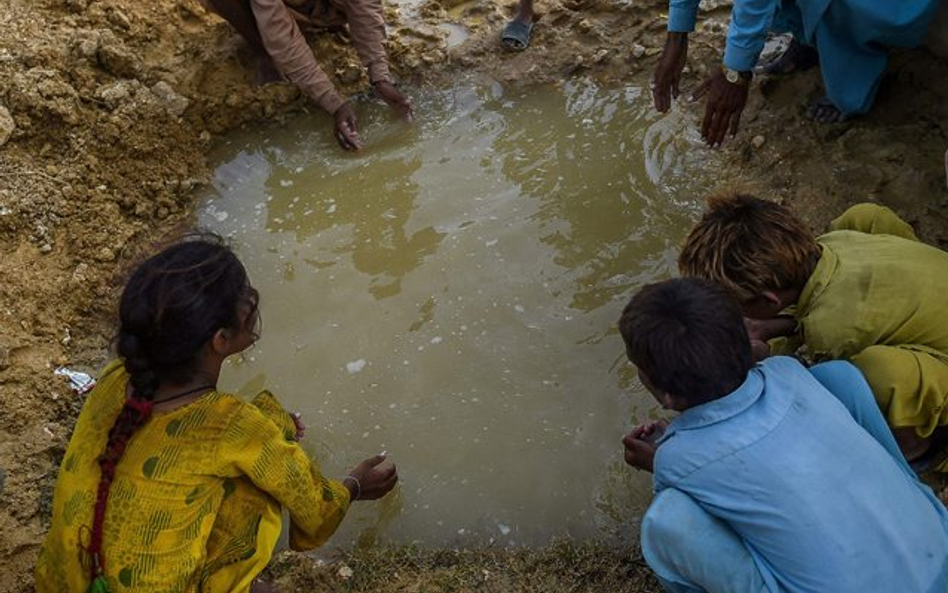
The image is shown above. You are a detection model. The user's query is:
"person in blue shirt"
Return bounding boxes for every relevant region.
[619,277,948,593]
[652,0,942,146]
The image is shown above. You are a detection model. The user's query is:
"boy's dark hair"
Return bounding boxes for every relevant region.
[619,278,752,406]
[678,193,821,302]
[86,235,258,581]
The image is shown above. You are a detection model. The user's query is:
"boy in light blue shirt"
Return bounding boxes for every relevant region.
[619,278,948,593]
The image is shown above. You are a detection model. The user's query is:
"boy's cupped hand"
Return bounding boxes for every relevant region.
[622,420,668,473]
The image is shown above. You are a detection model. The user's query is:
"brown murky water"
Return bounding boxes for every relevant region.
[196,78,716,548]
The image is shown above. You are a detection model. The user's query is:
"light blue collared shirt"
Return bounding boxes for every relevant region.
[654,356,948,593]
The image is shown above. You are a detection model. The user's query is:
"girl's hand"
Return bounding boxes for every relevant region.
[290,412,306,441]
[346,453,398,500]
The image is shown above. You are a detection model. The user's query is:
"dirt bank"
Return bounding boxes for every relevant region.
[1,0,947,591]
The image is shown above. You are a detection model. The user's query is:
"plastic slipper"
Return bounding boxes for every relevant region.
[807,96,849,123]
[501,20,534,51]
[757,38,818,76]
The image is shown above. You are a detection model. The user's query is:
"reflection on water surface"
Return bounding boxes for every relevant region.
[197,79,713,548]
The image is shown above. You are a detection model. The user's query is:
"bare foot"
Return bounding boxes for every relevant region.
[808,96,848,123]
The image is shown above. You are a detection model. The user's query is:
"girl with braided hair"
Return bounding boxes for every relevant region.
[36,236,398,592]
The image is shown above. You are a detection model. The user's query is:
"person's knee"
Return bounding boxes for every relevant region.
[852,345,915,407]
[642,489,703,561]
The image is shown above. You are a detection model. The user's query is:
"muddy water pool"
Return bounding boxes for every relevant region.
[196,79,716,548]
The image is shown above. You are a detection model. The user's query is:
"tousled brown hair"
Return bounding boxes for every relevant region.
[678,194,821,302]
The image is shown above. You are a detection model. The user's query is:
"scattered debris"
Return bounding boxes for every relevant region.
[54,367,96,395]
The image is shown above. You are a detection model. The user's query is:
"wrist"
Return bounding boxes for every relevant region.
[721,65,752,86]
[342,475,361,501]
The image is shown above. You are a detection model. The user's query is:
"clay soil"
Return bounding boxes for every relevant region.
[1,0,946,591]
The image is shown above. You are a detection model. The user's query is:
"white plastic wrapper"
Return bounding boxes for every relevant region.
[54,367,96,395]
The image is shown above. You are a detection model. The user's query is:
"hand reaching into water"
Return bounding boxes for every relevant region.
[692,69,749,147]
[345,452,398,500]
[333,102,363,151]
[374,81,414,122]
[622,419,669,473]
[652,32,688,113]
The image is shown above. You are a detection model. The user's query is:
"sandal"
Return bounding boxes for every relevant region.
[501,19,534,51]
[758,38,818,75]
[808,96,849,123]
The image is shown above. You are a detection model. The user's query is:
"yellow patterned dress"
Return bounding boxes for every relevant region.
[35,360,351,592]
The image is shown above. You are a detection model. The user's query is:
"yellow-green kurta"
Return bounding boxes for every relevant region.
[35,360,351,592]
[796,203,948,447]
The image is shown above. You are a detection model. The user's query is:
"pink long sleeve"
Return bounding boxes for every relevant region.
[251,0,347,114]
[338,0,393,84]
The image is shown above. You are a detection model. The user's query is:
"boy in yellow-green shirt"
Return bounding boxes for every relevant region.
[679,195,948,471]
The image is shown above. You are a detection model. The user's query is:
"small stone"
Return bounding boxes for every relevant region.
[336,63,362,85]
[77,39,99,59]
[150,81,189,118]
[97,81,132,109]
[752,135,766,148]
[0,105,14,147]
[97,33,141,77]
[337,565,354,580]
[631,44,646,58]
[65,0,90,11]
[39,243,52,254]
[199,131,211,143]
[96,246,116,262]
[71,263,90,285]
[106,8,132,30]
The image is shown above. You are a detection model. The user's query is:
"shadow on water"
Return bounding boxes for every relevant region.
[196,78,717,549]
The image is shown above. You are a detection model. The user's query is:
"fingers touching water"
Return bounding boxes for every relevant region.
[347,452,398,500]
[652,33,688,113]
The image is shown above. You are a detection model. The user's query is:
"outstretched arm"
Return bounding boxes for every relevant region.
[342,0,413,119]
[692,0,777,146]
[652,0,700,112]
[722,0,779,73]
[220,405,351,550]
[250,0,346,114]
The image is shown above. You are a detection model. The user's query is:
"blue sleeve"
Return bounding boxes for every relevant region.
[722,0,779,71]
[667,0,701,32]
